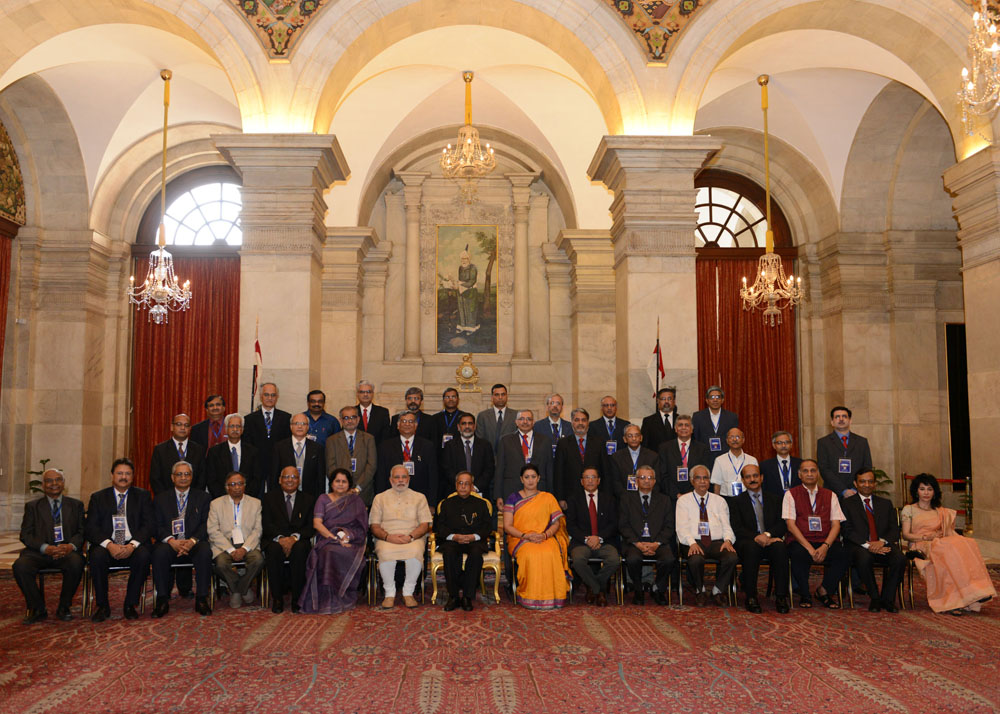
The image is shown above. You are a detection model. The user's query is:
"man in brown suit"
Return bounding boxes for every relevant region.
[326,405,377,505]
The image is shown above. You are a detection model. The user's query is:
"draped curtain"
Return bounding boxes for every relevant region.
[0,233,12,398]
[130,255,240,490]
[695,255,799,461]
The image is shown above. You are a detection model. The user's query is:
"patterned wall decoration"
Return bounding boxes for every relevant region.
[0,118,26,225]
[229,0,328,57]
[607,0,714,62]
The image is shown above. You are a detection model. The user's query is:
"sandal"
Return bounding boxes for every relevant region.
[814,590,840,609]
[947,609,964,616]
[798,598,813,609]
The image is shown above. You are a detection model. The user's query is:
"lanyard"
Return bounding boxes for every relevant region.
[727,452,745,478]
[177,491,188,515]
[233,500,241,526]
[442,410,459,431]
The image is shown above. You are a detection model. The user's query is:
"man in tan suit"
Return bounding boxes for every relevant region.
[327,405,377,505]
[207,471,264,609]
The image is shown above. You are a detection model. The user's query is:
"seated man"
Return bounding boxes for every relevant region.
[85,457,154,622]
[843,469,906,613]
[618,465,675,606]
[261,466,316,613]
[208,471,265,609]
[13,468,86,624]
[783,459,850,609]
[151,461,213,617]
[435,471,493,612]
[676,465,738,606]
[729,463,789,614]
[370,465,432,609]
[566,468,620,606]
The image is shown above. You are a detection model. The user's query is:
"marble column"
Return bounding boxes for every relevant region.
[587,136,720,421]
[397,172,429,360]
[507,172,539,360]
[214,134,348,410]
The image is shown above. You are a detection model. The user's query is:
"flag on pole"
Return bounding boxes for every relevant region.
[251,317,262,411]
[646,317,665,395]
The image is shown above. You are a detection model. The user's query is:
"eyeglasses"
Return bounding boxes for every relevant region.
[172,422,190,427]
[290,422,309,427]
[773,440,791,446]
[341,415,359,420]
[226,481,246,488]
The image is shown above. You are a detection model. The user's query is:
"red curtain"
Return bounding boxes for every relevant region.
[130,255,240,490]
[0,234,12,397]
[696,256,799,461]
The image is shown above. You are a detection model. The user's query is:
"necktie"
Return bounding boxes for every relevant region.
[588,493,599,537]
[663,412,668,426]
[177,492,187,518]
[495,410,504,449]
[294,440,304,462]
[780,460,790,489]
[680,441,688,467]
[464,439,473,472]
[348,434,355,455]
[114,492,128,545]
[362,407,369,430]
[210,420,223,445]
[841,434,849,449]
[699,496,712,548]
[265,411,272,436]
[231,446,239,471]
[641,494,649,513]
[403,439,412,461]
[752,493,764,534]
[578,437,586,462]
[176,441,185,460]
[521,433,530,461]
[551,422,559,440]
[607,419,615,438]
[864,497,878,541]
[51,498,61,524]
[286,493,294,520]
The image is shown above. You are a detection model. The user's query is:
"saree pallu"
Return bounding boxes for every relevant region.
[299,493,368,614]
[505,491,570,609]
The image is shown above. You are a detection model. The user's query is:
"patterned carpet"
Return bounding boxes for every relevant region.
[1,571,998,714]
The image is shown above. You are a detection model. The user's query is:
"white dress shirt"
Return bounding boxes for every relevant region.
[710,451,758,495]
[99,488,139,548]
[676,491,735,545]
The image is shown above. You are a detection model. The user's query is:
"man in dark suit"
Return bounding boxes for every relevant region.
[729,463,790,614]
[657,415,711,503]
[476,383,518,452]
[691,386,739,467]
[494,410,552,508]
[640,386,679,454]
[534,393,571,460]
[566,468,619,605]
[356,379,391,445]
[431,387,468,451]
[13,469,86,624]
[554,408,604,506]
[206,413,261,497]
[588,396,630,477]
[441,413,494,498]
[842,470,906,613]
[619,465,675,605]
[760,430,802,496]
[389,387,437,443]
[816,405,873,500]
[375,411,438,505]
[261,466,316,614]
[191,394,228,451]
[326,406,377,505]
[243,382,292,491]
[85,458,154,622]
[275,413,326,496]
[150,461,213,617]
[610,424,659,501]
[149,413,207,494]
[435,472,494,612]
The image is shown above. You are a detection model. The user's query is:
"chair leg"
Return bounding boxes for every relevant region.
[847,576,854,609]
[431,563,440,605]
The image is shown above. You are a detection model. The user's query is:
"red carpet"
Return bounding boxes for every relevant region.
[1,573,998,714]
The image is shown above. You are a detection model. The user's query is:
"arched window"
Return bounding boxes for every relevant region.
[694,169,792,250]
[137,165,242,247]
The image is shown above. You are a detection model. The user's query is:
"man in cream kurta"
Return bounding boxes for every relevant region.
[369,465,432,609]
[207,471,264,609]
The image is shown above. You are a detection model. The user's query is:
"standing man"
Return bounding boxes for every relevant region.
[760,431,802,496]
[566,468,620,606]
[243,382,292,491]
[149,413,207,494]
[356,380,391,445]
[494,410,552,507]
[13,469,86,624]
[441,413,495,498]
[275,413,326,496]
[432,388,468,452]
[85,458,154,622]
[588,395,630,464]
[657,415,711,504]
[817,406,873,500]
[534,393,571,459]
[729,464,790,614]
[435,472,494,611]
[610,424,659,501]
[476,383,518,452]
[305,390,341,447]
[191,394,228,451]
[675,466,738,606]
[206,413,261,498]
[553,407,604,507]
[640,386,679,454]
[326,405,377,506]
[390,387,437,443]
[376,411,438,506]
[691,386,739,467]
[207,471,264,610]
[710,428,758,498]
[261,466,316,613]
[842,470,906,613]
[618,465,674,606]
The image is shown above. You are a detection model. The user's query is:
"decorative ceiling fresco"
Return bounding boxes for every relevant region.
[605,0,714,62]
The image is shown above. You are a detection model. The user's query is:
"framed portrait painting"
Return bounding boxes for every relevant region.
[436,224,498,354]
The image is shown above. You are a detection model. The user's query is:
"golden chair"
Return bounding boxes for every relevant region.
[429,506,503,605]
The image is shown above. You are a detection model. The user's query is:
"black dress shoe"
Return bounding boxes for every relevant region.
[271,599,284,614]
[632,592,645,606]
[868,600,882,613]
[56,605,73,621]
[291,603,301,614]
[882,602,899,614]
[152,599,169,618]
[444,597,459,612]
[694,592,708,607]
[22,609,47,625]
[775,596,790,614]
[91,605,111,623]
[123,604,139,620]
[853,586,868,598]
[712,593,729,608]
[584,587,595,605]
[461,597,474,612]
[745,597,762,614]
[651,591,668,606]
[195,598,212,616]
[596,592,609,607]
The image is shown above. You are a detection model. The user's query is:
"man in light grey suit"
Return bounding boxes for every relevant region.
[207,471,264,609]
[476,383,518,453]
[494,410,552,507]
[326,405,377,505]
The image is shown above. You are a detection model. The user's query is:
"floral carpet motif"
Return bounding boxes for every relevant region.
[0,574,998,713]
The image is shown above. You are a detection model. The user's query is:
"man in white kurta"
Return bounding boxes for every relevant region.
[369,465,432,609]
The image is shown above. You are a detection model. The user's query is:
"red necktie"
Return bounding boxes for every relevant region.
[578,438,586,462]
[699,496,712,548]
[403,439,411,461]
[521,433,530,460]
[362,408,369,430]
[841,435,849,449]
[680,441,688,467]
[588,493,599,537]
[864,497,878,541]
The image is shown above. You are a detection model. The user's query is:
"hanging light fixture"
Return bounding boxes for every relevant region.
[740,75,803,326]
[127,69,191,324]
[959,0,1000,134]
[440,71,496,202]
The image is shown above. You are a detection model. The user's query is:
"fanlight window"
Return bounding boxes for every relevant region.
[161,182,242,246]
[694,186,767,248]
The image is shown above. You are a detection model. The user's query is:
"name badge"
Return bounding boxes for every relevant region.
[730,481,744,497]
[552,444,558,457]
[697,521,711,537]
[605,441,617,455]
[350,457,357,472]
[53,525,64,543]
[709,438,722,452]
[838,458,852,474]
[441,434,453,446]
[307,433,317,441]
[676,467,689,482]
[112,515,127,534]
[404,461,415,476]
[807,516,823,532]
[641,522,650,538]
[171,518,185,538]
[231,525,244,544]
[627,475,638,491]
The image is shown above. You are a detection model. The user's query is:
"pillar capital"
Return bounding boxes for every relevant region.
[943,145,1000,270]
[396,171,430,209]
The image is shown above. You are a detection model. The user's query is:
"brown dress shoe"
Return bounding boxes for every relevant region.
[712,592,729,607]
[694,591,708,607]
[595,592,608,607]
[585,588,595,605]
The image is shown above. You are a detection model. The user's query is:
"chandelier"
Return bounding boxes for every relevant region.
[959,0,1000,133]
[127,69,191,324]
[440,71,496,202]
[740,75,803,326]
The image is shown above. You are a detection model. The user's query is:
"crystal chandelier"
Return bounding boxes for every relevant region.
[127,69,191,324]
[740,75,803,326]
[959,0,1000,133]
[440,71,496,202]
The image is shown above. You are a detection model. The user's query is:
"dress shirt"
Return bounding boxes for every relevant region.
[626,448,642,471]
[228,440,243,464]
[494,407,506,422]
[99,488,139,548]
[676,491,735,545]
[547,418,563,438]
[175,439,190,457]
[41,495,77,553]
[517,430,534,459]
[860,496,886,547]
[399,435,413,454]
[165,489,195,542]
[710,451,758,495]
[226,496,245,553]
[709,411,721,429]
[781,486,846,521]
[275,492,302,542]
[661,411,674,428]
[777,456,792,487]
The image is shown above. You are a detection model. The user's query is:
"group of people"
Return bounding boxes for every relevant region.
[12,382,995,621]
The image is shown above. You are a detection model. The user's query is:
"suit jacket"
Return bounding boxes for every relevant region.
[431,410,469,450]
[475,407,519,450]
[640,410,678,454]
[553,434,606,503]
[729,489,787,543]
[618,490,674,547]
[534,418,572,452]
[760,456,803,496]
[207,495,263,558]
[842,493,900,548]
[494,430,552,503]
[242,408,292,485]
[587,417,631,454]
[206,440,261,499]
[657,438,712,502]
[261,489,317,542]
[690,408,739,465]
[325,430,377,505]
[19,495,86,553]
[389,410,437,444]
[375,435,439,506]
[275,438,326,496]
[817,431,873,498]
[85,487,154,547]
[609,447,660,500]
[149,439,207,495]
[440,434,495,499]
[357,403,391,445]
[565,489,618,549]
[153,488,211,543]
